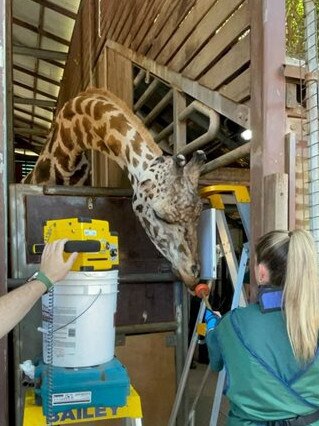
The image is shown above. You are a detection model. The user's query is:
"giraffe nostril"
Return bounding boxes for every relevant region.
[191,264,200,278]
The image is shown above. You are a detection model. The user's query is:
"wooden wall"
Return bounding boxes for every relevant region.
[58,0,250,108]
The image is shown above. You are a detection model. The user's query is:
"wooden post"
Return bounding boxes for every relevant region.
[263,173,288,233]
[0,0,8,422]
[91,47,109,187]
[250,0,286,297]
[173,89,187,154]
[106,48,132,188]
[285,133,297,230]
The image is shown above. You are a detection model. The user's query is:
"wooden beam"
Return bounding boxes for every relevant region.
[106,40,250,129]
[263,173,288,233]
[249,0,286,298]
[13,64,60,86]
[0,0,9,422]
[285,133,296,230]
[13,45,67,61]
[14,97,56,108]
[200,167,250,185]
[14,106,52,123]
[13,17,70,46]
[14,80,57,100]
[30,0,77,19]
[14,114,48,129]
[14,127,49,136]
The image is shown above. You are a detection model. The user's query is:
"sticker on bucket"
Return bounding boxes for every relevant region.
[43,305,77,359]
[52,391,92,405]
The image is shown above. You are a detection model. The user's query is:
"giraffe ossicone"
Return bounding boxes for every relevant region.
[23,88,210,289]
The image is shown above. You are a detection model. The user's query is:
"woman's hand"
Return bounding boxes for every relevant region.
[40,239,78,283]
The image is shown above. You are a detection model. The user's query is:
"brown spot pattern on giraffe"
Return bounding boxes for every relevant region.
[63,100,76,121]
[107,134,122,156]
[96,140,110,154]
[60,125,74,151]
[93,102,116,121]
[70,163,89,185]
[36,158,51,182]
[54,145,70,172]
[73,119,86,150]
[74,96,86,114]
[85,99,95,116]
[125,145,130,163]
[132,157,139,168]
[95,123,107,139]
[54,165,65,185]
[131,132,143,156]
[109,114,132,137]
[82,117,93,146]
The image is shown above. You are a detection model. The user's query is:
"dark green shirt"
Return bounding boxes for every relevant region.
[206,304,319,425]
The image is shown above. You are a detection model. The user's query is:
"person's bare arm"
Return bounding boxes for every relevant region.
[0,239,77,339]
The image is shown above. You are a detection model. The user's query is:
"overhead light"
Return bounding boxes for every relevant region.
[14,148,39,157]
[240,129,252,141]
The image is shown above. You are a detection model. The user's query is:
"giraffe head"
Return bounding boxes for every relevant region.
[132,150,206,290]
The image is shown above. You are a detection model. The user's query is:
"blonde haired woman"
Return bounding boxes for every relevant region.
[206,229,319,425]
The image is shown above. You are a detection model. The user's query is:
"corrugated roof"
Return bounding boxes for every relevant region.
[12,0,80,153]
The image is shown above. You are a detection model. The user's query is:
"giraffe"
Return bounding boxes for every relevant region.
[23,88,210,290]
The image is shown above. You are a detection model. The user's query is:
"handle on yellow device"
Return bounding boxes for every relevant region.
[32,240,101,254]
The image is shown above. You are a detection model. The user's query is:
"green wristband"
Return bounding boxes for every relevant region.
[34,271,54,292]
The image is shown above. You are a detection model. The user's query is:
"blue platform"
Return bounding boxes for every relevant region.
[35,358,130,416]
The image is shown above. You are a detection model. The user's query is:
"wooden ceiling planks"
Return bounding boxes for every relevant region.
[219,68,250,103]
[199,33,250,91]
[182,1,250,80]
[139,0,197,61]
[167,0,246,72]
[58,0,252,108]
[154,0,218,66]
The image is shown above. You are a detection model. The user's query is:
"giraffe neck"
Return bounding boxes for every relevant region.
[28,88,163,186]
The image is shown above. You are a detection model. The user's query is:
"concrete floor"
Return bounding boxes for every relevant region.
[187,363,229,426]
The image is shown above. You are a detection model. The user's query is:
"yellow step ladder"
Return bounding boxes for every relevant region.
[23,386,143,426]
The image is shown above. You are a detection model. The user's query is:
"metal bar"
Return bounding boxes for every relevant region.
[133,69,145,87]
[14,97,56,108]
[42,185,133,197]
[201,143,250,175]
[168,298,207,426]
[13,45,67,60]
[154,122,174,143]
[177,100,220,156]
[14,128,49,136]
[143,89,173,126]
[8,273,176,289]
[30,0,77,19]
[13,64,60,86]
[116,322,177,335]
[304,1,319,246]
[133,79,160,111]
[12,17,70,46]
[209,243,249,426]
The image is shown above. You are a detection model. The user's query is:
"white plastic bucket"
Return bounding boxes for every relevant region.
[42,270,118,368]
